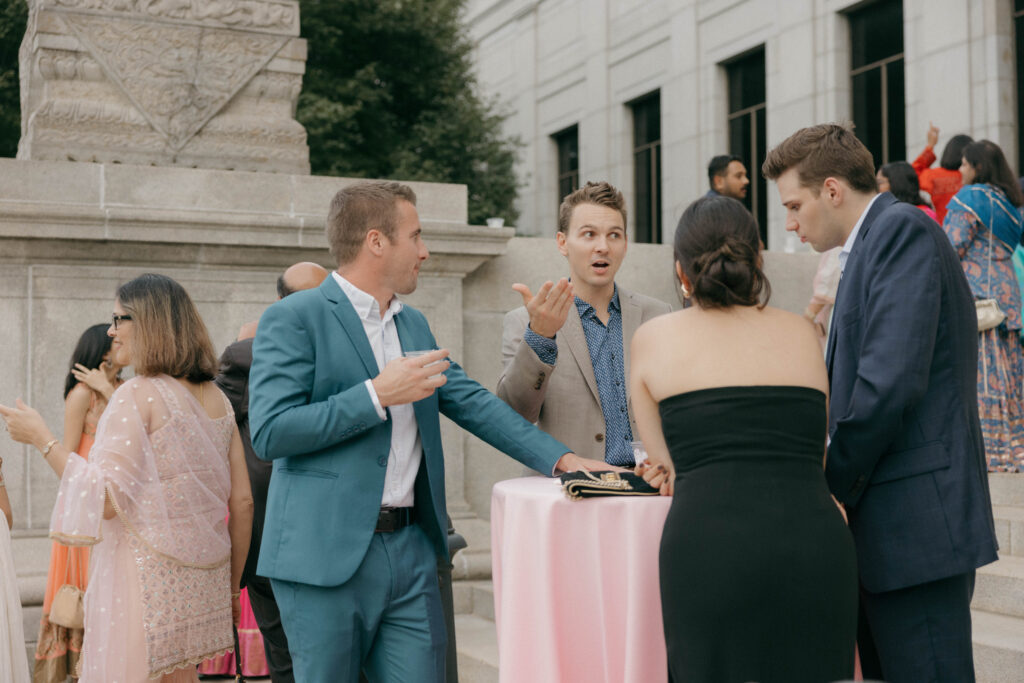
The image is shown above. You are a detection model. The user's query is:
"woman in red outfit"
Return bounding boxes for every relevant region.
[911,122,972,224]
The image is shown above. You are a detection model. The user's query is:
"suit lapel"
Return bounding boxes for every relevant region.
[563,305,601,406]
[825,194,896,375]
[620,288,641,390]
[321,277,380,377]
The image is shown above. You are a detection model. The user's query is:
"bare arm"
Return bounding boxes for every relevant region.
[226,425,253,620]
[61,385,91,453]
[629,327,674,495]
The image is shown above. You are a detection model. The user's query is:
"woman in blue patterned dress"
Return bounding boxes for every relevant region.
[944,140,1024,471]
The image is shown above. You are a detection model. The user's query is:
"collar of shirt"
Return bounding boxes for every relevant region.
[332,271,403,323]
[575,284,621,319]
[838,193,881,274]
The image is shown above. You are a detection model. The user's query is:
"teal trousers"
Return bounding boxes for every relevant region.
[271,523,446,682]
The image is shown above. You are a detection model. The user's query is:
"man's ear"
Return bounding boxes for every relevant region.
[712,175,724,192]
[556,230,568,257]
[366,229,386,256]
[822,177,843,206]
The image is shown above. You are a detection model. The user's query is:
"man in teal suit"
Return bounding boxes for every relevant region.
[249,181,598,682]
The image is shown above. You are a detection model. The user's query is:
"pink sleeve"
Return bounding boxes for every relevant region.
[49,453,106,546]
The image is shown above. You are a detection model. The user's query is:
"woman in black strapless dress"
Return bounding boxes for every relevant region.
[631,197,857,683]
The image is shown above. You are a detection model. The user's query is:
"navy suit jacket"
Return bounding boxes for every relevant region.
[826,193,997,593]
[247,277,568,587]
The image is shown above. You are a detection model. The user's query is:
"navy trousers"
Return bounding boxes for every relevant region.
[857,571,976,683]
[271,523,446,683]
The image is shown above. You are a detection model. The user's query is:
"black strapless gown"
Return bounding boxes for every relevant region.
[658,386,857,683]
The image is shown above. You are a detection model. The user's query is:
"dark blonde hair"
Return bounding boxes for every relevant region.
[557,181,627,233]
[116,274,217,383]
[674,196,769,310]
[762,123,877,195]
[326,181,417,265]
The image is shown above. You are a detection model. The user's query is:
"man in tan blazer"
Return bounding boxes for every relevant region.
[497,181,671,465]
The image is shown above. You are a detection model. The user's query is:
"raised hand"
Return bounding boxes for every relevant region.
[72,363,116,398]
[371,349,451,408]
[0,398,55,451]
[511,278,574,339]
[926,121,939,149]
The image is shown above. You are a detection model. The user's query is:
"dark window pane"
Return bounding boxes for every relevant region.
[634,147,653,243]
[885,59,905,163]
[849,0,904,69]
[727,48,766,113]
[631,91,661,244]
[852,68,884,168]
[1017,0,1024,14]
[755,106,768,245]
[633,93,660,146]
[553,125,579,210]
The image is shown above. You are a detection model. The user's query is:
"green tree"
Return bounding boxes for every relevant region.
[0,0,27,158]
[298,0,521,225]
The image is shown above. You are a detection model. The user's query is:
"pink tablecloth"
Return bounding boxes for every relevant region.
[491,476,672,683]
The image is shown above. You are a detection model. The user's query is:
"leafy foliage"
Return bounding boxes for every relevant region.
[297,0,521,225]
[0,0,27,158]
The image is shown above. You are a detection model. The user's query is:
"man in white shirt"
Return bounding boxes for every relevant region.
[248,181,600,683]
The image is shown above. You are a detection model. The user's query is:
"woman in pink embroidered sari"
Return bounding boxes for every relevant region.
[0,273,254,682]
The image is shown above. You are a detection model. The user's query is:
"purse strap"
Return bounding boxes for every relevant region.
[985,191,996,299]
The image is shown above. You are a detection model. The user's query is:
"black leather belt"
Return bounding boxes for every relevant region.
[375,507,414,533]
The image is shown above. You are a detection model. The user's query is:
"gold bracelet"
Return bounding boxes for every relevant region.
[40,439,59,459]
[231,591,241,598]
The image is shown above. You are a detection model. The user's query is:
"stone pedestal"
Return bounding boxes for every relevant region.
[18,0,309,173]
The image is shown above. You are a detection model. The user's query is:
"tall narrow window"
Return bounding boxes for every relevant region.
[631,92,662,244]
[553,125,579,207]
[1015,0,1024,173]
[726,47,768,246]
[849,0,905,168]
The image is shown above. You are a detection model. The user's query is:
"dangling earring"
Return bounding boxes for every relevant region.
[680,282,691,299]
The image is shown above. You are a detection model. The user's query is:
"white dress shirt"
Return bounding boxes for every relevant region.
[333,272,422,508]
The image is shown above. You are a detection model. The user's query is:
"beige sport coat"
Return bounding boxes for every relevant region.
[496,286,672,463]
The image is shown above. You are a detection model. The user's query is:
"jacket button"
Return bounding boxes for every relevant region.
[595,433,604,442]
[378,456,387,467]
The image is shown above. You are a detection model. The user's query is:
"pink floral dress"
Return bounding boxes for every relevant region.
[50,376,236,682]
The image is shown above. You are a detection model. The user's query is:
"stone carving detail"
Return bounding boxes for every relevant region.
[42,0,300,34]
[20,1,310,173]
[60,12,287,150]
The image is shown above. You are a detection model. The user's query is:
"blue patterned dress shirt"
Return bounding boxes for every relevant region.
[523,287,634,465]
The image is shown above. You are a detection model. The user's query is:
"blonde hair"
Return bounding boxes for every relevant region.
[326,181,417,265]
[116,274,217,382]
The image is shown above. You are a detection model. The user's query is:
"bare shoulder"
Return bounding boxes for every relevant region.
[64,383,92,410]
[633,309,691,347]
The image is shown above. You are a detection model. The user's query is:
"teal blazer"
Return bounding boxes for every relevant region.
[249,276,568,587]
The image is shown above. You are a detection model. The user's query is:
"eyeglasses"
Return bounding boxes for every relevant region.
[112,314,132,330]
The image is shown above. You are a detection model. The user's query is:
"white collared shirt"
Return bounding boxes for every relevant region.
[838,193,882,274]
[333,271,422,508]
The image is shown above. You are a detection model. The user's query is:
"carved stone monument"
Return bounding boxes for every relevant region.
[17,0,310,173]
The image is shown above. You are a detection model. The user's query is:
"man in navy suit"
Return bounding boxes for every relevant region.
[764,124,997,682]
[248,181,601,682]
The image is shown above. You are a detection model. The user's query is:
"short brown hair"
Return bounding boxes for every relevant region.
[557,181,627,233]
[116,273,218,383]
[326,181,417,265]
[761,123,877,195]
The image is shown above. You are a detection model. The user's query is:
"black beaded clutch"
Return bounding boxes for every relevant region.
[559,470,660,500]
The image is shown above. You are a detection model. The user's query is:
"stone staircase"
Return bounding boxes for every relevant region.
[973,473,1024,682]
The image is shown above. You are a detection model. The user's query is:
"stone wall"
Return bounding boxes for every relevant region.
[0,157,819,531]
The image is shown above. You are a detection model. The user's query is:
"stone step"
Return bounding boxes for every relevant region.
[454,613,498,683]
[972,609,1024,683]
[453,580,495,621]
[993,505,1024,557]
[988,473,1024,507]
[974,556,1024,619]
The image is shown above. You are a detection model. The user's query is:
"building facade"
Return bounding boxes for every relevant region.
[465,0,1019,250]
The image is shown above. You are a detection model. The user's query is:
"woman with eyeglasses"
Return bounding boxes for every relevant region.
[0,273,254,682]
[33,323,125,682]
